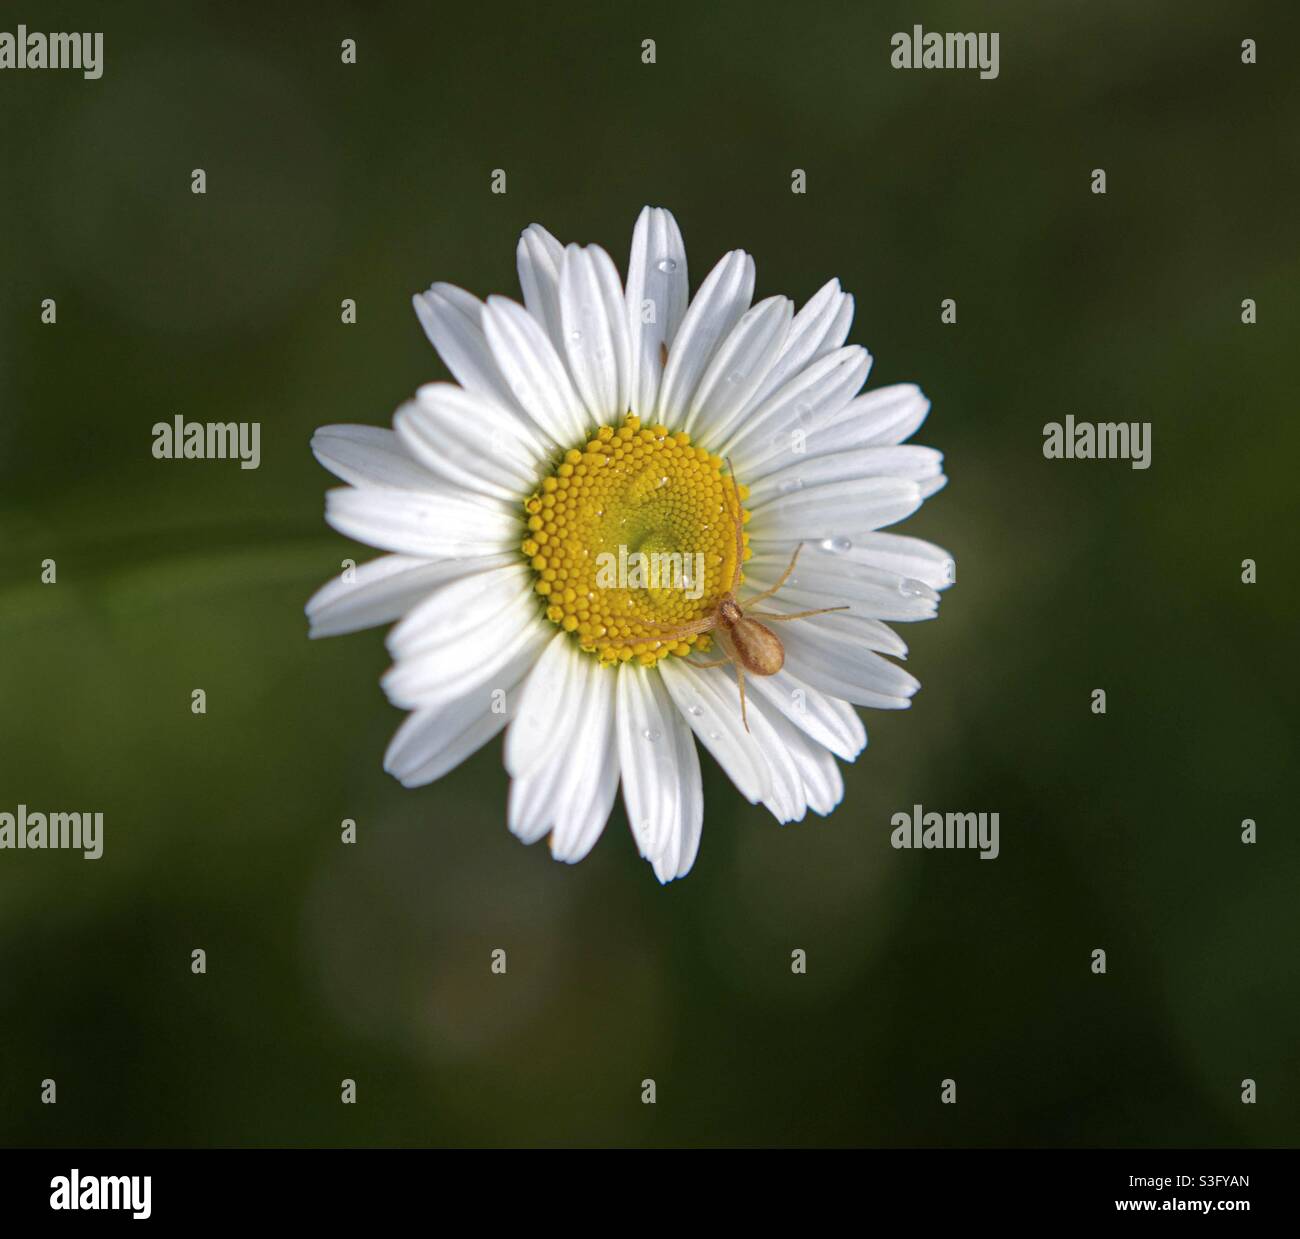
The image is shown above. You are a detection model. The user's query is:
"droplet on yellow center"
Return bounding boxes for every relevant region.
[522,414,751,667]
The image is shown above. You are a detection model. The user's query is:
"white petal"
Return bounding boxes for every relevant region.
[735,682,808,824]
[383,680,518,788]
[693,669,847,824]
[746,278,855,410]
[747,476,923,542]
[656,250,755,424]
[506,761,565,845]
[325,485,519,558]
[626,206,688,417]
[776,618,921,710]
[719,346,871,472]
[616,664,699,865]
[749,386,934,479]
[506,639,618,861]
[740,693,845,819]
[412,283,527,416]
[659,659,769,804]
[387,564,533,659]
[746,446,945,505]
[917,473,948,500]
[835,532,956,590]
[383,607,549,710]
[684,296,793,446]
[739,669,866,762]
[653,705,704,882]
[395,383,546,502]
[820,383,932,446]
[504,631,586,778]
[746,544,942,622]
[482,295,589,446]
[559,243,632,421]
[516,223,566,352]
[311,425,439,490]
[562,752,621,864]
[548,669,619,863]
[772,716,844,817]
[306,552,514,639]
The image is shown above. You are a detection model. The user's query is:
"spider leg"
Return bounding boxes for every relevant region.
[735,660,750,733]
[749,605,850,622]
[635,615,717,642]
[688,656,731,669]
[724,456,746,592]
[700,628,749,727]
[742,542,805,605]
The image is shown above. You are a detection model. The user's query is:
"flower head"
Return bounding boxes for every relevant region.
[308,207,953,882]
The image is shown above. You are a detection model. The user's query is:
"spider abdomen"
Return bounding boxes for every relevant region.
[728,617,785,677]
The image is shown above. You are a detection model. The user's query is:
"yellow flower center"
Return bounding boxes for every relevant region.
[521,415,751,667]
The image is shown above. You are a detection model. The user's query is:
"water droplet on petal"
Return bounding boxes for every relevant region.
[898,577,929,598]
[708,730,721,740]
[569,329,583,343]
[778,478,804,494]
[655,257,677,274]
[642,727,661,742]
[688,705,704,717]
[819,537,852,553]
[727,370,744,385]
[942,559,957,585]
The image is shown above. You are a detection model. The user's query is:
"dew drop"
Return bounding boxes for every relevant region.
[942,559,957,585]
[569,329,583,343]
[727,370,744,385]
[688,705,704,717]
[708,730,721,740]
[655,257,678,274]
[898,577,930,598]
[819,536,852,553]
[642,727,662,742]
[778,478,804,494]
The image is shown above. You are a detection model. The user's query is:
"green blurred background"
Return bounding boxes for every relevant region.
[2,0,1296,1147]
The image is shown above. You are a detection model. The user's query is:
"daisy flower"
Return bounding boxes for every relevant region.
[307,206,953,882]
